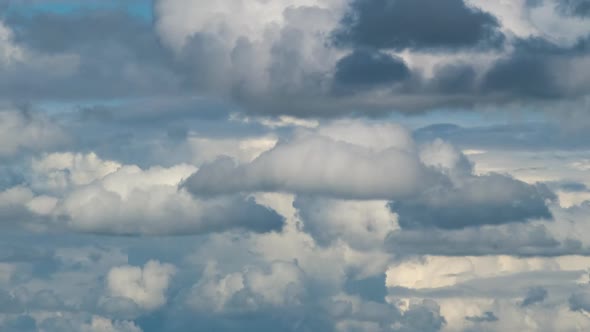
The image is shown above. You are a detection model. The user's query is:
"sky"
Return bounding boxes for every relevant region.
[1,0,590,331]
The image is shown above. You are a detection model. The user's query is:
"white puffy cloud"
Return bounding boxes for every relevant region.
[188,260,305,312]
[107,261,176,311]
[294,196,399,250]
[385,255,590,331]
[184,122,437,200]
[153,0,347,113]
[30,152,121,193]
[185,121,554,231]
[1,152,285,235]
[155,0,344,51]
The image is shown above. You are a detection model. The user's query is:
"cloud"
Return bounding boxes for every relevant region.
[386,255,590,290]
[569,290,590,312]
[37,315,143,332]
[391,139,556,229]
[0,109,66,157]
[107,261,176,311]
[2,11,181,101]
[465,311,498,323]
[183,125,435,200]
[521,286,548,307]
[333,0,504,50]
[332,49,410,91]
[0,152,285,235]
[557,0,590,17]
[386,223,587,257]
[184,122,554,230]
[188,261,306,313]
[294,196,399,250]
[0,1,589,116]
[389,173,555,229]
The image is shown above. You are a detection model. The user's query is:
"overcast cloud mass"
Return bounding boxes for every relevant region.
[0,0,590,331]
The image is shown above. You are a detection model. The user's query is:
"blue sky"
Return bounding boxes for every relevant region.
[5,0,153,20]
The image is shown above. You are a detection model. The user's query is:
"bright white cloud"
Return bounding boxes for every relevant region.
[107,261,176,311]
[184,122,436,200]
[3,152,284,235]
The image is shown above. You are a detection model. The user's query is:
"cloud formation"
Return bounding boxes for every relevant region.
[2,2,590,331]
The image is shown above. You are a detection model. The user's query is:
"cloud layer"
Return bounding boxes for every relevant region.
[1,1,590,331]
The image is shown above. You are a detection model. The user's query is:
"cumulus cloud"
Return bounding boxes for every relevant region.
[557,0,590,17]
[183,122,437,200]
[0,152,285,235]
[188,261,306,312]
[3,2,590,331]
[390,173,555,229]
[185,122,554,230]
[294,196,399,250]
[0,0,589,115]
[107,261,176,311]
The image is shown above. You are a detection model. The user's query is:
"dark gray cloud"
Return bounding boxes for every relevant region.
[413,121,590,151]
[465,311,499,323]
[521,286,548,307]
[333,49,410,91]
[480,37,590,100]
[481,53,562,99]
[427,64,477,94]
[333,0,504,50]
[386,224,589,257]
[389,173,555,230]
[2,10,183,101]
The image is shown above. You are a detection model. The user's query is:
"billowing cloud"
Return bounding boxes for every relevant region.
[3,2,590,331]
[188,261,306,312]
[294,196,399,250]
[0,152,285,235]
[183,123,436,200]
[107,261,176,311]
[333,0,504,50]
[390,173,555,229]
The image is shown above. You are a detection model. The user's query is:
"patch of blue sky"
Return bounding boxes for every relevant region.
[5,0,153,20]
